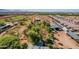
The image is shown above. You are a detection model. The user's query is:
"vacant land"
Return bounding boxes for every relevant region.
[53,31,79,49]
[0,14,79,49]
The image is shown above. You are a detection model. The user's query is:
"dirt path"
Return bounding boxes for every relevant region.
[53,31,79,49]
[18,26,28,44]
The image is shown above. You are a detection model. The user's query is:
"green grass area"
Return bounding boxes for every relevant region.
[0,19,6,26]
[0,35,27,49]
[11,15,25,21]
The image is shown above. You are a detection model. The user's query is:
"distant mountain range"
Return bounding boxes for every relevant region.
[0,9,79,12]
[0,9,28,12]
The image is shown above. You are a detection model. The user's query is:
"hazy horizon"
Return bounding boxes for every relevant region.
[0,9,79,12]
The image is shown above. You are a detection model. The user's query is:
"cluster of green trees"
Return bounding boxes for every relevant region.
[27,21,42,45]
[0,35,27,49]
[26,21,54,47]
[27,30,42,45]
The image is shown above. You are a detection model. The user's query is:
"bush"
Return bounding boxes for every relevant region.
[10,42,28,49]
[46,34,53,44]
[48,44,53,49]
[27,30,42,45]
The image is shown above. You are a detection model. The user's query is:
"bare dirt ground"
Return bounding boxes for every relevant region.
[53,31,79,49]
[18,26,28,44]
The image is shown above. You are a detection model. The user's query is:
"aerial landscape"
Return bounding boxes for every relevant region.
[0,9,79,49]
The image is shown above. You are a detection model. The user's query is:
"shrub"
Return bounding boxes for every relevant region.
[27,30,42,45]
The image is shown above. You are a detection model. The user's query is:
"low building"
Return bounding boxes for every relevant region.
[67,31,79,42]
[50,23,62,31]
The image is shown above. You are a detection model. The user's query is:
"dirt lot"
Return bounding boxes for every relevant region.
[53,31,79,49]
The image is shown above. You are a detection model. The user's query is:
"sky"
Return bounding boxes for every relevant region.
[0,0,79,9]
[0,0,79,12]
